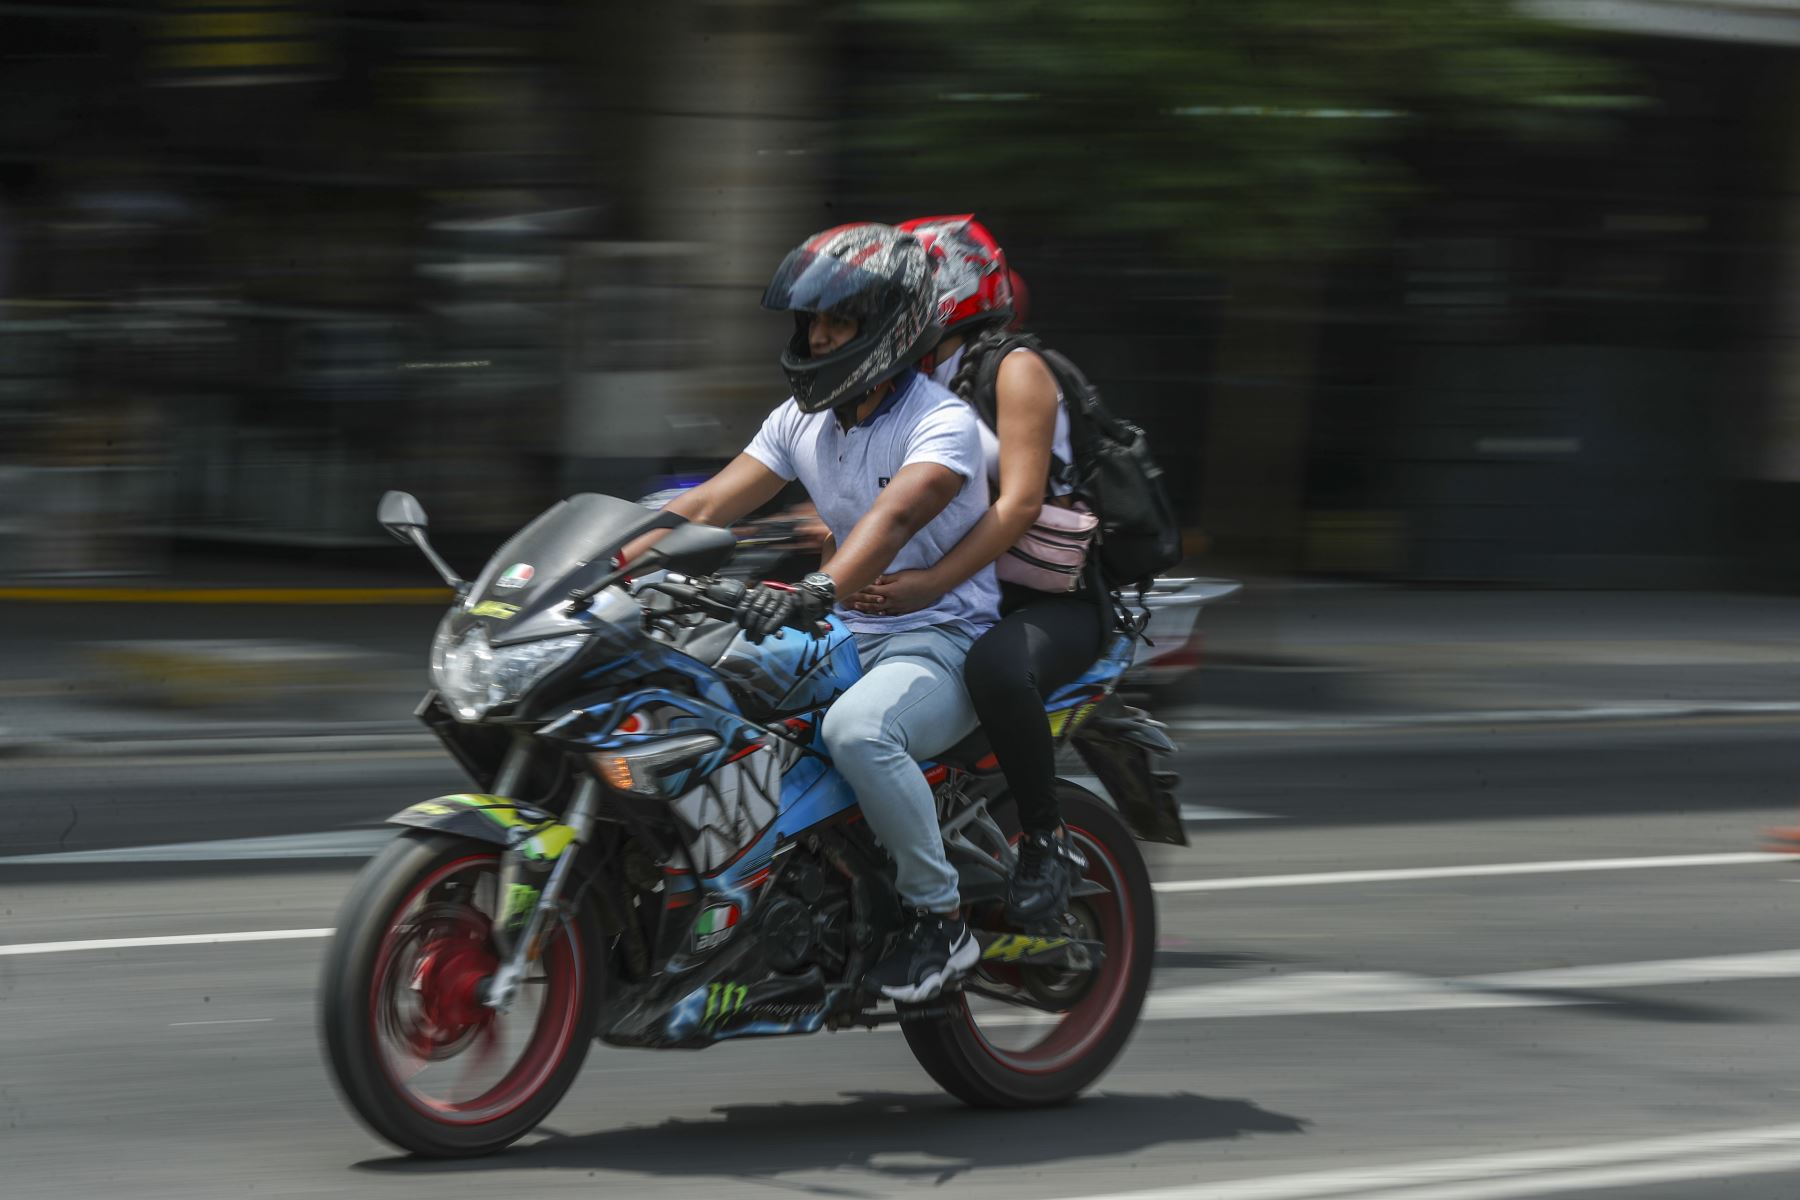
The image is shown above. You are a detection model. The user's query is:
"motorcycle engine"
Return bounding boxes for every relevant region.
[762,855,850,974]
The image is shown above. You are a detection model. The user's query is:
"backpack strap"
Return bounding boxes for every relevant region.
[949,329,1073,490]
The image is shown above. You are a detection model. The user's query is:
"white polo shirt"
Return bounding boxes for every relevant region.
[744,370,1000,638]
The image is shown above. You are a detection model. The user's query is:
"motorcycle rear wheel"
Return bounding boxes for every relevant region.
[319,829,601,1157]
[902,781,1156,1107]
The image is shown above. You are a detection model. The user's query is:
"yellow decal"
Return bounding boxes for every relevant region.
[1046,700,1100,738]
[411,795,575,860]
[468,600,519,619]
[524,824,576,862]
[431,794,528,826]
[503,883,539,927]
[982,934,1072,963]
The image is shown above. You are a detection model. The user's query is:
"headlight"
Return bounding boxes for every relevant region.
[430,623,588,722]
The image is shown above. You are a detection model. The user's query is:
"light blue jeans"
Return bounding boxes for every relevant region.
[821,624,980,912]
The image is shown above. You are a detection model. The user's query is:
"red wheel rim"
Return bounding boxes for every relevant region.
[960,824,1136,1075]
[368,853,585,1125]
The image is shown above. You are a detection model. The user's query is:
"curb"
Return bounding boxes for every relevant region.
[0,728,433,759]
[1166,700,1800,734]
[0,586,450,605]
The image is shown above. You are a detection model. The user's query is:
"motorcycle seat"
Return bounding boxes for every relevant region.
[930,726,999,773]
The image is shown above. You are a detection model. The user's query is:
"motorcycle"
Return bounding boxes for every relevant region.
[320,489,1186,1157]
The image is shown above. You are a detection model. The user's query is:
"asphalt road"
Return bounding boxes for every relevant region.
[7,716,1800,1198]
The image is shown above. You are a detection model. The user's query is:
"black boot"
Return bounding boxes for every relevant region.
[1007,826,1087,925]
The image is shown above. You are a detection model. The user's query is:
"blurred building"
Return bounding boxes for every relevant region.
[5,1,1800,589]
[0,1,818,574]
[1314,0,1800,586]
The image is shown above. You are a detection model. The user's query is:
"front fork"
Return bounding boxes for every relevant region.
[483,742,600,1014]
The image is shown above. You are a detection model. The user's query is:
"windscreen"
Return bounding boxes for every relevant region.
[455,493,675,644]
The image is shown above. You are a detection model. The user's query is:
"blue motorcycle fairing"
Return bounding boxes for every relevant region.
[552,609,1142,1050]
[710,617,864,718]
[1045,630,1136,708]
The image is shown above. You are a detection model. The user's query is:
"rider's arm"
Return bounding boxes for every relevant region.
[623,453,786,563]
[911,351,1059,593]
[820,461,964,598]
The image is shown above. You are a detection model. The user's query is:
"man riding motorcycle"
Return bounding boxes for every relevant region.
[639,222,1000,1002]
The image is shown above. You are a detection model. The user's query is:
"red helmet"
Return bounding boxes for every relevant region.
[1004,267,1029,331]
[896,214,1014,334]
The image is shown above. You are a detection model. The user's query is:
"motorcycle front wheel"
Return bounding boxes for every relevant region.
[319,829,601,1157]
[902,780,1156,1107]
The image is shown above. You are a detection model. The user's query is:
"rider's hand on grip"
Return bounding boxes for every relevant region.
[735,578,832,644]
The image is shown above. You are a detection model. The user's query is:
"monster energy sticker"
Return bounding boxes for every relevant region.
[703,982,747,1028]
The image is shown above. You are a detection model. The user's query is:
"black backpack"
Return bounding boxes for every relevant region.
[950,329,1183,594]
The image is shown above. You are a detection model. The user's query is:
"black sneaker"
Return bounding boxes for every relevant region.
[869,909,979,1003]
[1007,827,1088,925]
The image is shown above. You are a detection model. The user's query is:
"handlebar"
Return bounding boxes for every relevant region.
[644,577,743,619]
[643,577,831,638]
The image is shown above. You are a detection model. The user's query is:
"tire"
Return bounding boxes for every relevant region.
[319,830,601,1157]
[902,780,1156,1107]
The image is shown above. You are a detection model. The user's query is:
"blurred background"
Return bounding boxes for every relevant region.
[17,7,1800,1196]
[4,0,1800,729]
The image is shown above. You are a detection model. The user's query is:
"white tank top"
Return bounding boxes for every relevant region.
[931,344,1075,496]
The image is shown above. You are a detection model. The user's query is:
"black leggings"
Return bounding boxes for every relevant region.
[963,587,1105,834]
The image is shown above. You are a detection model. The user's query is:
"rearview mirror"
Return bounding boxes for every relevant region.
[648,521,738,576]
[377,491,429,542]
[375,489,464,591]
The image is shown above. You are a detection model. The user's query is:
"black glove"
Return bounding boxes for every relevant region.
[736,575,835,644]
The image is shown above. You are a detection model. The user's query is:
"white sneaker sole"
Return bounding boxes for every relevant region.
[878,931,980,1004]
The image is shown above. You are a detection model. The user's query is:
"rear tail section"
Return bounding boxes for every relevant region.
[1071,696,1186,846]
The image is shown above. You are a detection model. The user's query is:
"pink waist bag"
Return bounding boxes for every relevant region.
[995,501,1098,593]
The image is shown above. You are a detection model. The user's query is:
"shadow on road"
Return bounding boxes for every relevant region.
[356,1089,1307,1184]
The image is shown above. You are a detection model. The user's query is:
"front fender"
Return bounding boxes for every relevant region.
[389,794,577,862]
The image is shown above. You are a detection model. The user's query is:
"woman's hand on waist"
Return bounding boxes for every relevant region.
[848,569,943,618]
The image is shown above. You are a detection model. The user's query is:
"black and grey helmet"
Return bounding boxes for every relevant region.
[761,223,941,414]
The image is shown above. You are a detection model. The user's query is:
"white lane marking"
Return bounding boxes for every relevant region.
[1468,948,1800,992]
[1140,972,1566,1022]
[0,928,333,956]
[169,1018,274,1027]
[1068,1121,1800,1200]
[1181,804,1275,822]
[915,946,1800,1032]
[14,925,1800,1029]
[0,828,396,865]
[1140,947,1800,1022]
[1154,851,1788,894]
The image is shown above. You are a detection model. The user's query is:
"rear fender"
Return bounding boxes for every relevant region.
[389,793,578,863]
[1070,700,1186,846]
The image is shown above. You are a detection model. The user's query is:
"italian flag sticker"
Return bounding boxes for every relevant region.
[695,904,740,947]
[497,562,535,590]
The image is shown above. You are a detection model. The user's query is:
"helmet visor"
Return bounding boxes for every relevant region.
[761,243,896,320]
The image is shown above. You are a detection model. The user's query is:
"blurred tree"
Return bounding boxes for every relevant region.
[846,0,1623,259]
[846,0,1624,570]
